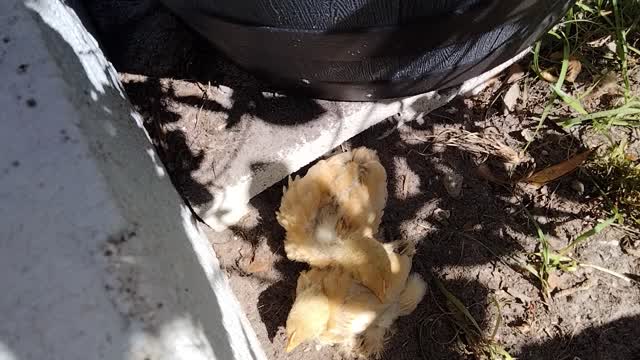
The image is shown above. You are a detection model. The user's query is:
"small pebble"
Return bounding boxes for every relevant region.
[535,215,549,225]
[571,179,585,195]
[433,208,451,223]
[431,144,446,153]
[521,128,535,142]
[443,172,463,198]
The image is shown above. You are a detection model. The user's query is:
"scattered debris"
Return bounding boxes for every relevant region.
[505,63,526,83]
[442,171,463,199]
[621,237,640,257]
[503,83,521,112]
[417,129,522,164]
[521,128,536,142]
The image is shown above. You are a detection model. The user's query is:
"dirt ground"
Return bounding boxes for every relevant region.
[85,2,640,359]
[204,107,640,360]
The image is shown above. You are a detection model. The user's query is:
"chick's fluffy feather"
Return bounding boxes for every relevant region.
[285,240,426,358]
[277,148,391,300]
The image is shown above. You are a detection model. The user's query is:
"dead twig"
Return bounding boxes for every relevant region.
[189,81,211,147]
[413,129,522,164]
[553,278,596,298]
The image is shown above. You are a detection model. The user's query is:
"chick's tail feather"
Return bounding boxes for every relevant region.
[398,274,427,316]
[350,148,385,184]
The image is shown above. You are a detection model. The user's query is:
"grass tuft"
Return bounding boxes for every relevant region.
[587,140,640,225]
[523,208,633,300]
[530,0,639,230]
[431,278,514,360]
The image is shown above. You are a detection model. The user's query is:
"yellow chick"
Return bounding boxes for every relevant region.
[276,147,391,300]
[285,240,427,358]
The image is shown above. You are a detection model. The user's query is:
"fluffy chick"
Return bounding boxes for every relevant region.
[277,147,390,300]
[285,241,427,358]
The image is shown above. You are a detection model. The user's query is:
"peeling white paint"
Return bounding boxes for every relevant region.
[146,148,166,178]
[0,343,18,360]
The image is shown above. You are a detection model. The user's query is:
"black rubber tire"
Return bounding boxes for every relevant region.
[161,0,574,100]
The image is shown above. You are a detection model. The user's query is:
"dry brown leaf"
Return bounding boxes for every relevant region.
[524,149,593,186]
[565,57,582,83]
[503,83,520,112]
[539,53,581,82]
[506,63,526,83]
[539,69,558,83]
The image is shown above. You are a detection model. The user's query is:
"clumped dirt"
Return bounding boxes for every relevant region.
[85,1,640,359]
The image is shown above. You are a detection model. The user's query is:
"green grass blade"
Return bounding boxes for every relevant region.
[525,209,552,299]
[561,104,640,128]
[549,30,570,87]
[520,262,543,280]
[553,86,588,114]
[559,215,617,255]
[489,297,502,341]
[434,278,483,334]
[524,97,557,153]
[575,1,596,13]
[579,263,634,282]
[531,40,542,76]
[628,44,640,56]
[611,0,631,100]
[491,345,514,360]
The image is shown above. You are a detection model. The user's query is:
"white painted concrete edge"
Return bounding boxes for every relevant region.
[0,1,266,360]
[202,48,529,230]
